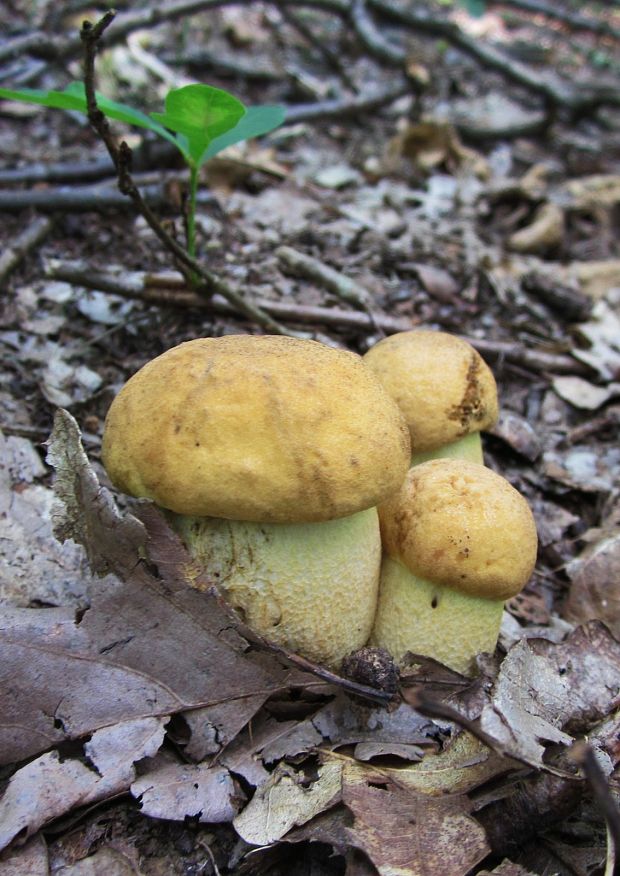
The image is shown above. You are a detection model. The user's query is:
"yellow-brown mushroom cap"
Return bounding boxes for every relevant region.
[379,458,537,600]
[102,335,411,523]
[363,331,498,453]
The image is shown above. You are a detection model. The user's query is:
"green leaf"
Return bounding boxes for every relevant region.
[203,104,286,163]
[151,84,246,165]
[0,82,180,151]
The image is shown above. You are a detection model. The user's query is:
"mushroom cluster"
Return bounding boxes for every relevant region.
[101,330,538,677]
[102,334,410,668]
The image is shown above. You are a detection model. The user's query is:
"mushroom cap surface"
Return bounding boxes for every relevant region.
[102,335,411,522]
[379,458,537,600]
[363,331,498,452]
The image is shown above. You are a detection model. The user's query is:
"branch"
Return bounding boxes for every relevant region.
[350,0,405,65]
[493,0,620,42]
[0,216,53,284]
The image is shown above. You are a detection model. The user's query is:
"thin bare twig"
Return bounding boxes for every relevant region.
[493,0,620,42]
[279,5,359,92]
[0,216,54,283]
[571,742,620,874]
[350,0,404,65]
[0,180,216,212]
[79,11,294,336]
[44,260,416,335]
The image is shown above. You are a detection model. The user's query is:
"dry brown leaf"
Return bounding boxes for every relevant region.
[564,534,620,637]
[341,758,490,876]
[0,834,49,876]
[0,412,310,765]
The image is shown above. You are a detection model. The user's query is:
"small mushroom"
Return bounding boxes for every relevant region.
[363,330,498,465]
[371,458,537,675]
[102,334,411,668]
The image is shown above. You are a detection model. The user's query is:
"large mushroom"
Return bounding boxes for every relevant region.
[102,334,411,668]
[371,458,538,675]
[363,330,498,465]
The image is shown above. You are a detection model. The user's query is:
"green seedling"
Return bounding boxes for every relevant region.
[0,81,285,259]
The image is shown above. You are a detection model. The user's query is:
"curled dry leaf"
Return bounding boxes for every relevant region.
[479,622,620,768]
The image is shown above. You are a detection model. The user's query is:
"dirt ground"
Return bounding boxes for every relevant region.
[1,1,620,874]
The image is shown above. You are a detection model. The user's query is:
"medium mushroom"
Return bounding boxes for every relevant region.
[363,330,498,465]
[371,458,537,675]
[102,334,411,668]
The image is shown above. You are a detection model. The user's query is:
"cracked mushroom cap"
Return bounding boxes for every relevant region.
[102,335,411,523]
[379,458,538,600]
[363,331,498,453]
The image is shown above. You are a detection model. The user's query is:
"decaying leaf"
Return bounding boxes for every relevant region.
[0,834,49,876]
[0,718,167,850]
[132,760,241,823]
[0,430,94,606]
[564,533,620,637]
[341,757,490,876]
[552,375,620,411]
[479,622,620,767]
[46,409,145,578]
[0,411,312,766]
[234,760,343,845]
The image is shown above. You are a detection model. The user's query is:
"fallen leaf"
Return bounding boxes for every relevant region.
[564,533,620,637]
[0,834,49,876]
[0,412,311,765]
[0,430,94,607]
[488,411,542,461]
[132,761,240,823]
[479,622,620,767]
[0,718,166,850]
[552,376,620,410]
[341,757,490,876]
[234,760,342,845]
[572,299,620,380]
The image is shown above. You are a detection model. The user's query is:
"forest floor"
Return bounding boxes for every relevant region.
[1,1,620,875]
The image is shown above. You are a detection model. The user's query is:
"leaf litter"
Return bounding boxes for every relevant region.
[0,413,619,874]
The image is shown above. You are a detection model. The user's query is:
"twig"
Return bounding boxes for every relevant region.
[162,48,282,81]
[571,742,620,875]
[0,216,53,283]
[465,336,589,376]
[43,260,415,335]
[285,80,411,123]
[79,11,294,337]
[0,180,216,212]
[276,245,372,308]
[493,0,620,41]
[279,5,359,92]
[350,0,405,65]
[367,0,620,114]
